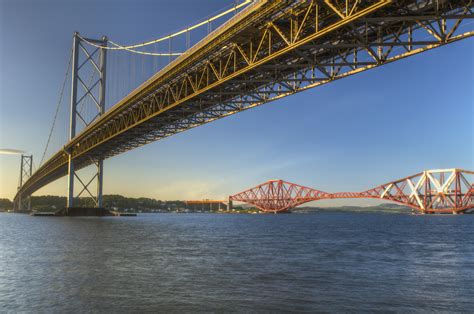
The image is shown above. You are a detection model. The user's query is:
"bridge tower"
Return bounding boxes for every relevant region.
[67,32,107,209]
[16,154,33,211]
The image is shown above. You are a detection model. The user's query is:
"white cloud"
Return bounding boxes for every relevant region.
[0,148,26,155]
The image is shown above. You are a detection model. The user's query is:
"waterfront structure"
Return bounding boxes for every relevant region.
[185,200,227,212]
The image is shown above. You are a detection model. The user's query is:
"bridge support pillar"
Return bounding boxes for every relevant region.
[66,32,107,210]
[67,154,74,209]
[16,154,33,211]
[97,159,103,208]
[15,193,31,212]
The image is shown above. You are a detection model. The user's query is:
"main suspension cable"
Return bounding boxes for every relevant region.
[108,40,183,56]
[40,49,73,166]
[77,0,252,55]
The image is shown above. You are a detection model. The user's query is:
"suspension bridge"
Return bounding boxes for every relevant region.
[13,0,474,213]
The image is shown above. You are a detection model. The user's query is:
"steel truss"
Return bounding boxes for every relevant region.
[230,169,474,214]
[67,33,107,208]
[15,0,474,201]
[230,179,329,213]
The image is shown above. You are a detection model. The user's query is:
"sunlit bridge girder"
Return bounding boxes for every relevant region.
[15,0,474,204]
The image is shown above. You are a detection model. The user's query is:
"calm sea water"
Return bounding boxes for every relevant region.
[0,212,473,312]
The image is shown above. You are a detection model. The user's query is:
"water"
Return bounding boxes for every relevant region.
[0,212,473,312]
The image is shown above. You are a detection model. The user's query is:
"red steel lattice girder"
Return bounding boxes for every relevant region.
[230,179,330,213]
[230,169,473,214]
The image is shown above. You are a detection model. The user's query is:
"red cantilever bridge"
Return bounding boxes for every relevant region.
[229,169,474,214]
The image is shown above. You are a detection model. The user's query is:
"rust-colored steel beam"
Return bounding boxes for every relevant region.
[230,179,330,213]
[230,169,474,214]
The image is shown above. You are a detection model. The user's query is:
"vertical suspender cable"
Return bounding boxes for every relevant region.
[40,49,73,166]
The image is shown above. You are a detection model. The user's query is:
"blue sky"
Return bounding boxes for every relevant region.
[0,0,473,205]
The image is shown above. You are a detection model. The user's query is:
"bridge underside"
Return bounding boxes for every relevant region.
[15,0,474,204]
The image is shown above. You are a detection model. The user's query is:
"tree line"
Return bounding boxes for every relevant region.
[0,195,186,211]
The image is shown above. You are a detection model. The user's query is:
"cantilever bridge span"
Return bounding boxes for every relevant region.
[14,0,474,209]
[229,169,474,214]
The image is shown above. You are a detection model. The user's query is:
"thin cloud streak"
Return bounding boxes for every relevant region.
[0,148,26,155]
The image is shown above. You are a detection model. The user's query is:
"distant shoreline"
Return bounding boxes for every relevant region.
[1,195,413,214]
